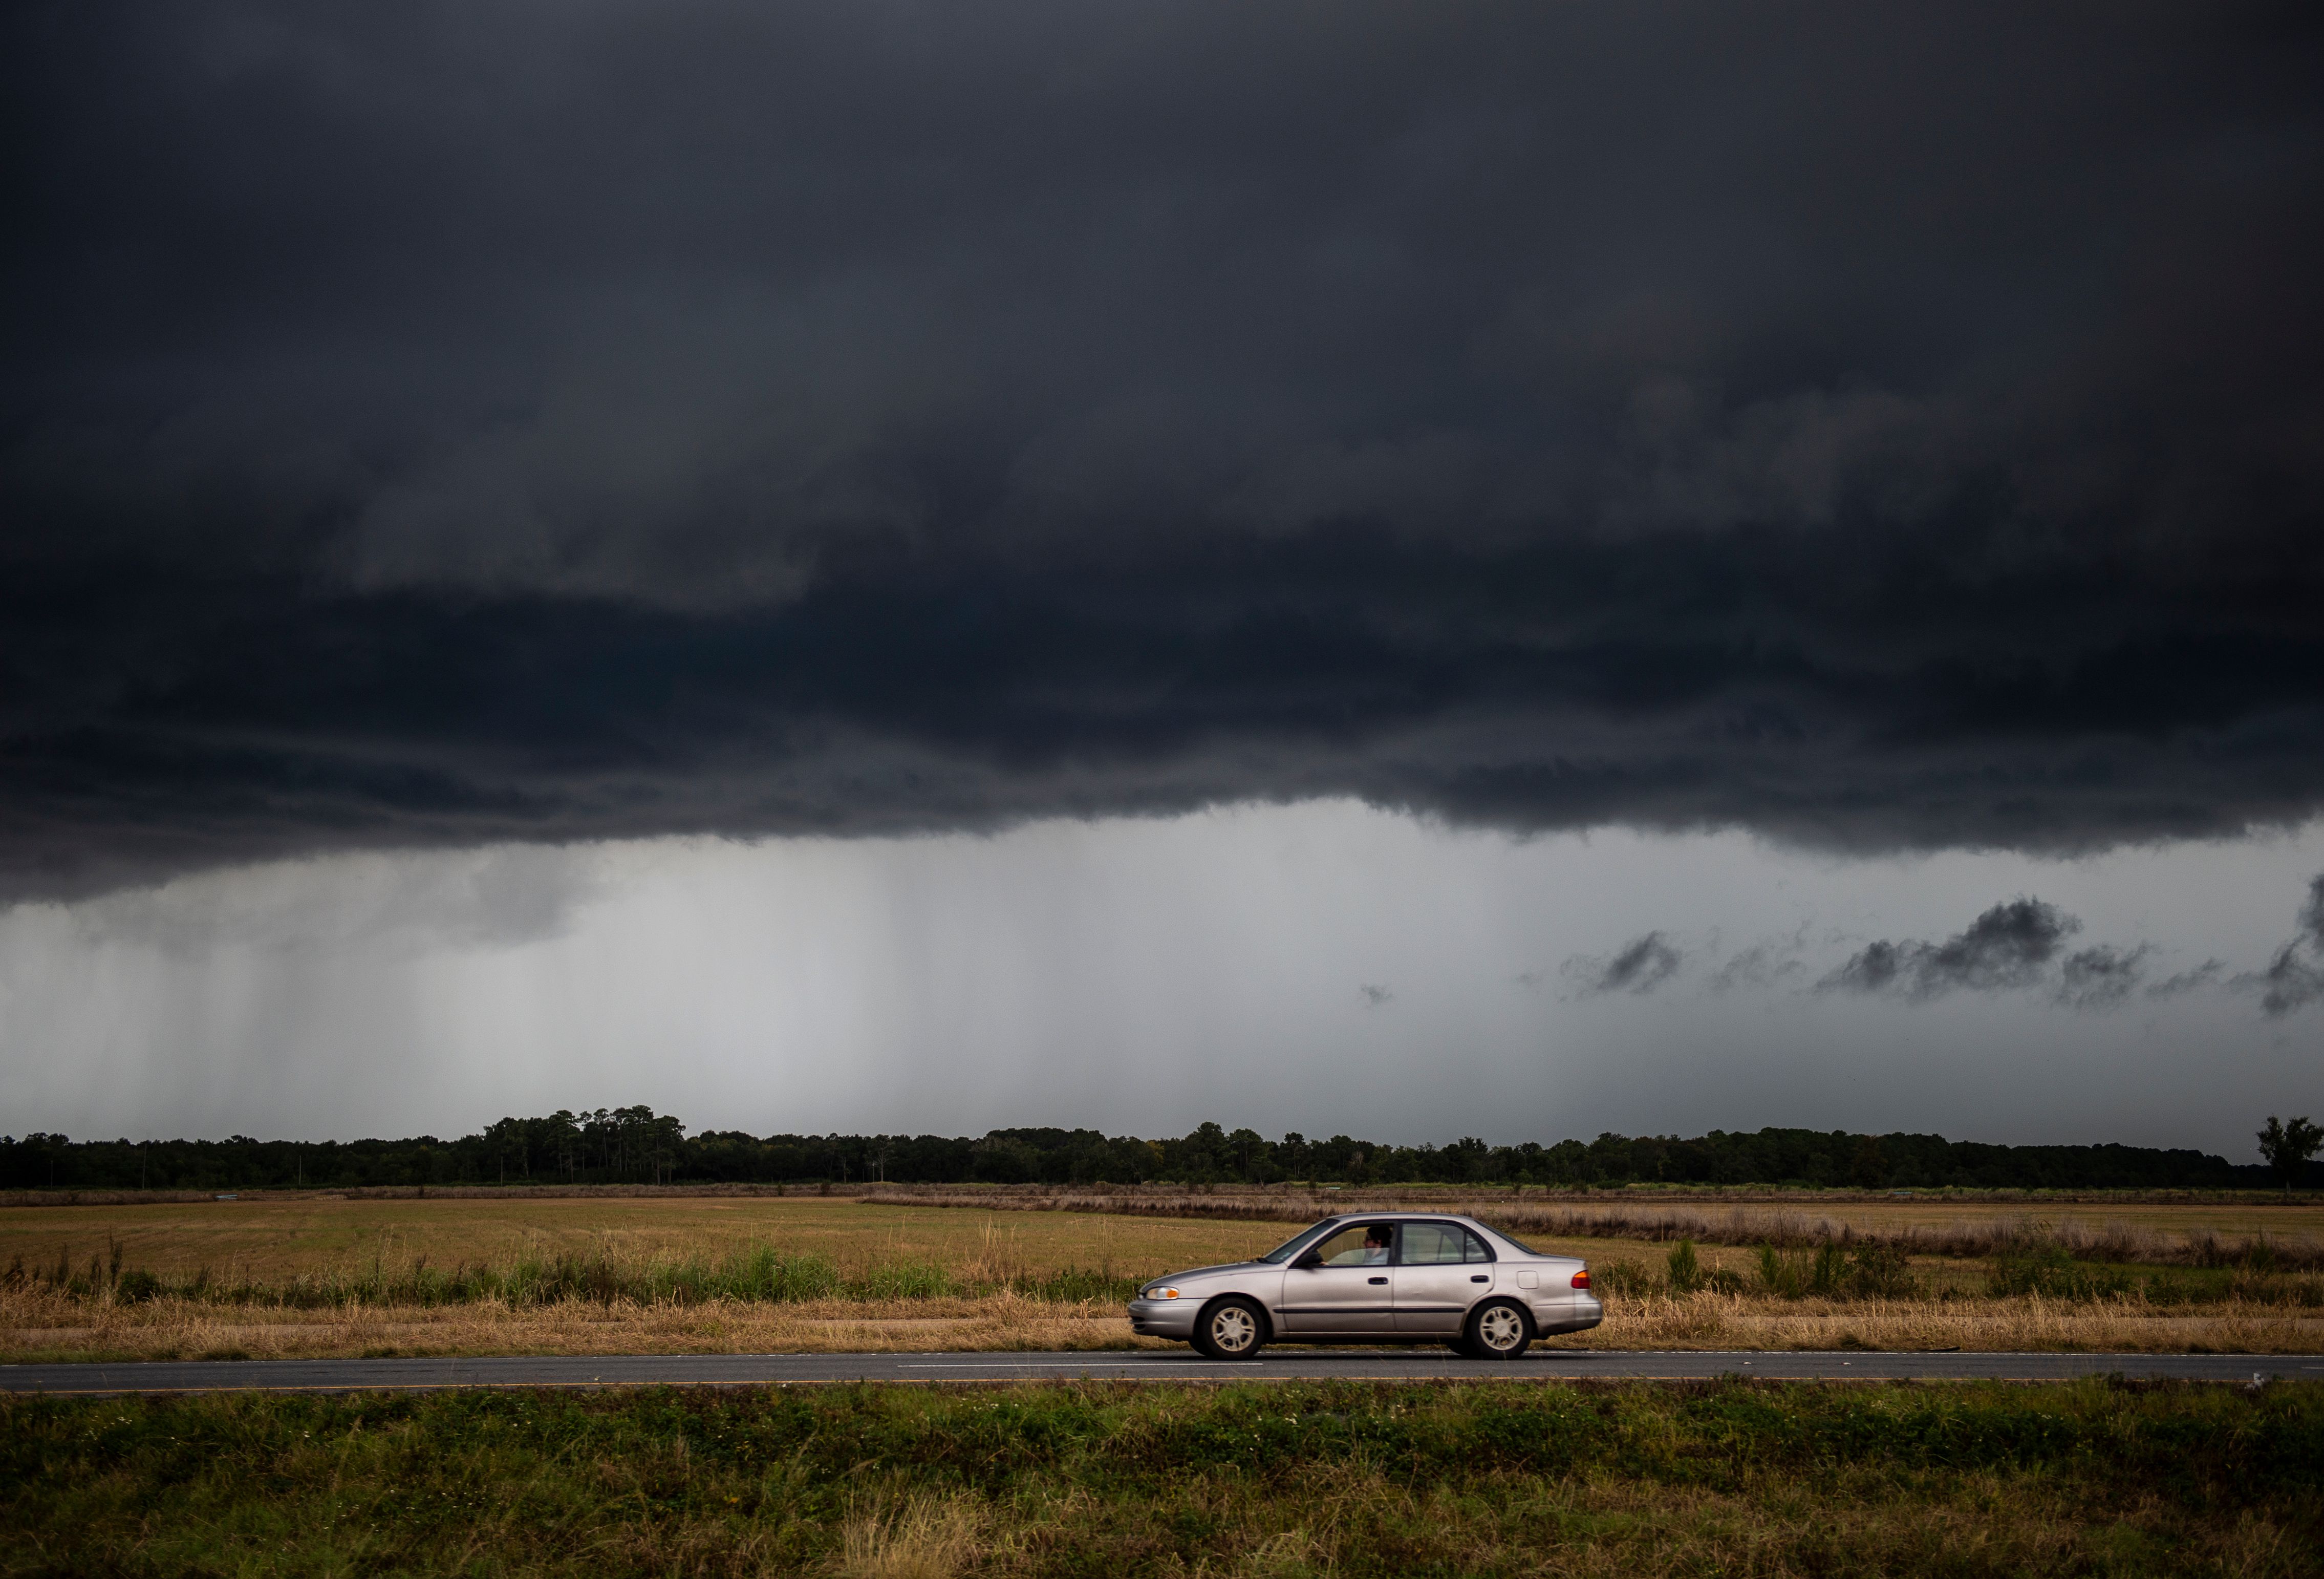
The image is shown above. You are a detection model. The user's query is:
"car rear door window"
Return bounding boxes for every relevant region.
[1398,1223,1471,1265]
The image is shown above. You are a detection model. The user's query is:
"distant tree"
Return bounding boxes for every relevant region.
[2256,1116,2323,1197]
[1544,1138,1590,1185]
[1849,1136,1890,1189]
[1225,1127,1266,1182]
[1443,1136,1492,1183]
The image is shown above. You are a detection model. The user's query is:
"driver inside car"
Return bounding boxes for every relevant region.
[1326,1223,1394,1266]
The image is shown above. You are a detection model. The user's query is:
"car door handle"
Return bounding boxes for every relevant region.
[1471,1274,1489,1283]
[1368,1276,1387,1285]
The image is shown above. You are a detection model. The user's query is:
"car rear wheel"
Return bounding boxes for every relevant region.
[1465,1298,1532,1360]
[1192,1296,1267,1360]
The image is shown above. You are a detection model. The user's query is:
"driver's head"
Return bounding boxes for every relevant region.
[1364,1225,1391,1247]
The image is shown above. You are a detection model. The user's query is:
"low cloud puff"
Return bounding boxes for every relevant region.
[2053,944,2153,1011]
[1820,899,2078,1002]
[1563,932,1685,997]
[2145,961,2225,1000]
[1710,930,1810,993]
[2246,874,2324,1016]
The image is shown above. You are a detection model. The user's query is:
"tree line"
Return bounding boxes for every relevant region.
[2,1112,2314,1193]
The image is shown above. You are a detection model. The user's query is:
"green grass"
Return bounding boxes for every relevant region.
[5,1379,2320,1575]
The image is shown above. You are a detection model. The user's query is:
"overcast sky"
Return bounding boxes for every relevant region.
[4,3,2321,1151]
[3,807,2320,1155]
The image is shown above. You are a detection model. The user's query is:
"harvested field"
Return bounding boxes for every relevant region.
[0,1194,1286,1288]
[863,1185,2324,1267]
[11,1189,2317,1286]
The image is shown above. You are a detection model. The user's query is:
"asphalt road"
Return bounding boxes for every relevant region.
[5,1350,2319,1395]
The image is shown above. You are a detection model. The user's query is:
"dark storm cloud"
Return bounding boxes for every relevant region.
[7,1,2324,895]
[1820,898,2079,1000]
[1563,932,1684,998]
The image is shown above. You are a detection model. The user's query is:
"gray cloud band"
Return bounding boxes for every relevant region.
[1796,877,2324,1014]
[5,2,2323,895]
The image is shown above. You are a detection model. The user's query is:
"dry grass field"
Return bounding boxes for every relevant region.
[5,1191,2321,1362]
[0,1193,1283,1288]
[860,1183,2324,1254]
[11,1189,2321,1284]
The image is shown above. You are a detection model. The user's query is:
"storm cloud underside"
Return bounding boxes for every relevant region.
[5,1,2324,899]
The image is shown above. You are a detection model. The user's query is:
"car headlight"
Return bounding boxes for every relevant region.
[1145,1286,1181,1299]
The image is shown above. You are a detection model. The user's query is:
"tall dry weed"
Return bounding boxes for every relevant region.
[837,1496,982,1579]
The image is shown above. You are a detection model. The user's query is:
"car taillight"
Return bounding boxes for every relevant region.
[1570,1269,1591,1289]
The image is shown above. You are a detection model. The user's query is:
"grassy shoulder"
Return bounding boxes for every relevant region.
[5,1379,2320,1577]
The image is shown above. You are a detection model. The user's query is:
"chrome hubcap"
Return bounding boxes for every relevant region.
[1477,1306,1525,1352]
[1211,1306,1257,1352]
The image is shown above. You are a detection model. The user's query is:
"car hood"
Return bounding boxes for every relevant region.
[1147,1262,1263,1286]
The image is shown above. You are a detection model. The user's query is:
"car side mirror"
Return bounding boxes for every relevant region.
[1292,1249,1323,1269]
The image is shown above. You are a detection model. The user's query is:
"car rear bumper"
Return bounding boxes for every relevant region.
[1127,1298,1200,1338]
[1533,1294,1604,1335]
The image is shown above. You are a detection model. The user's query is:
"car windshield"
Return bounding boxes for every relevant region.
[1255,1220,1340,1264]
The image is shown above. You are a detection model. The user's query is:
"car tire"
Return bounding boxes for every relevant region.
[1192,1296,1268,1361]
[1465,1298,1532,1360]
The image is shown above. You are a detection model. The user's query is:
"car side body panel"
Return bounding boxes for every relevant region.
[1391,1260,1492,1332]
[1278,1262,1394,1332]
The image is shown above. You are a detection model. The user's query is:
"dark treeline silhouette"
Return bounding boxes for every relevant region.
[3,1113,2313,1193]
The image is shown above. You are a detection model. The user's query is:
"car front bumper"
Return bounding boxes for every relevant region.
[1127,1297,1202,1338]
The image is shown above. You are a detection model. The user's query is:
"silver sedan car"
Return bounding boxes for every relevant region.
[1126,1213,1602,1360]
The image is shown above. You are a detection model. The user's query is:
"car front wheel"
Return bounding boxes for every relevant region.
[1465,1298,1533,1360]
[1192,1296,1268,1360]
